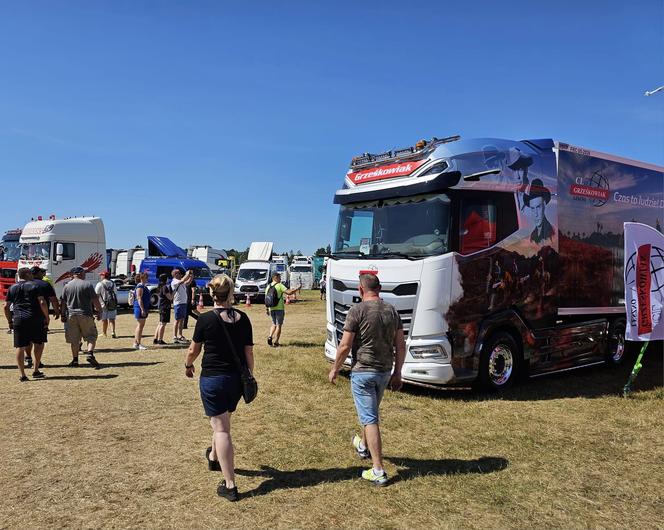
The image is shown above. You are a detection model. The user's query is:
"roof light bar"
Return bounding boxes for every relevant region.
[349,135,461,169]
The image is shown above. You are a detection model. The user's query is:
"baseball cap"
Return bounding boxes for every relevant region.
[70,266,85,275]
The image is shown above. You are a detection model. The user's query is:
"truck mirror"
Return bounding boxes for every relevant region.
[55,242,64,263]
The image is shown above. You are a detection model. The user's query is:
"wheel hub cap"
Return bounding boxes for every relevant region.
[489,345,513,386]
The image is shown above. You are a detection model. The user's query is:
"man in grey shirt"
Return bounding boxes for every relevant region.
[329,273,406,486]
[62,267,102,368]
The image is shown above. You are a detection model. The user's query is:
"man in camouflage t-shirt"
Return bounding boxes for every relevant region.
[329,273,406,486]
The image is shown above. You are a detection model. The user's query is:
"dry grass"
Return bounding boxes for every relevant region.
[0,290,662,529]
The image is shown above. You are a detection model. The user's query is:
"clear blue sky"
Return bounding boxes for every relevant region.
[1,1,662,253]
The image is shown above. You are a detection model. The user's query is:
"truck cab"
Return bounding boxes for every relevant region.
[18,216,106,297]
[0,229,21,300]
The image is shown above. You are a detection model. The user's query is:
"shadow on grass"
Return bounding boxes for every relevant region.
[44,361,163,369]
[95,347,144,353]
[385,456,508,483]
[236,456,507,496]
[288,340,324,348]
[32,374,119,381]
[404,345,663,402]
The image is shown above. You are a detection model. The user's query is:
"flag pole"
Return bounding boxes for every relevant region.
[622,341,649,397]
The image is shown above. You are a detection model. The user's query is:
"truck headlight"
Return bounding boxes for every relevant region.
[326,329,335,345]
[409,344,450,362]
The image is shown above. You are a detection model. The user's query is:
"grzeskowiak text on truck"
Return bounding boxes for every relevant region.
[324,136,664,391]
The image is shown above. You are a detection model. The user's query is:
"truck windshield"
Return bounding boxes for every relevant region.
[20,242,51,260]
[0,241,21,261]
[335,194,451,257]
[291,266,312,272]
[238,269,268,282]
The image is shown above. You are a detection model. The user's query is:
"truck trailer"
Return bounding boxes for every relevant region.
[324,136,663,390]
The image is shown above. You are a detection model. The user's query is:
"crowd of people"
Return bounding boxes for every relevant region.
[4,267,405,501]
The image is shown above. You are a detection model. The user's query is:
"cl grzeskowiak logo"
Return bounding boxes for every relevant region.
[569,170,610,207]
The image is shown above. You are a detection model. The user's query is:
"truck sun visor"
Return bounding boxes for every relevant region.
[334,171,461,205]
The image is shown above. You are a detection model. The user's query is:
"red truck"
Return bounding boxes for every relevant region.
[0,229,22,300]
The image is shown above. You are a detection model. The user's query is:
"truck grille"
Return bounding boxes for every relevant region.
[333,302,413,344]
[240,285,259,293]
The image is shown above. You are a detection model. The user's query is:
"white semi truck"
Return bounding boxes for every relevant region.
[18,216,107,297]
[325,135,664,390]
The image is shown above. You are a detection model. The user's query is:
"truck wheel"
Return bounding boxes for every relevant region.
[478,331,521,391]
[606,318,626,366]
[150,291,159,308]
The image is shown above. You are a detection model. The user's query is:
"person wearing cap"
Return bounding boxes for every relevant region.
[95,271,118,338]
[524,178,555,244]
[62,267,102,368]
[3,268,50,381]
[23,266,61,368]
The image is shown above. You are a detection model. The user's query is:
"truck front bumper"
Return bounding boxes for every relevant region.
[324,342,457,387]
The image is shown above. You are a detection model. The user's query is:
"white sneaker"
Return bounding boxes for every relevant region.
[134,343,147,351]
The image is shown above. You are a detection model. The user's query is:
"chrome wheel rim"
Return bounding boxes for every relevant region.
[489,345,513,386]
[612,335,625,362]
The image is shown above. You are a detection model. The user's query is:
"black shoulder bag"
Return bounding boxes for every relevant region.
[215,309,258,404]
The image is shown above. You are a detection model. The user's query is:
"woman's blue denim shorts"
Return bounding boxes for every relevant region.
[199,373,242,417]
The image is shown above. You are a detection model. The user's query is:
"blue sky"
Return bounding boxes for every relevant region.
[0,1,662,253]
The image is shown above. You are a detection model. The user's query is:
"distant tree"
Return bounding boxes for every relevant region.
[326,244,331,255]
[314,247,327,256]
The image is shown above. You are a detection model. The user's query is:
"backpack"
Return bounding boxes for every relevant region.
[103,283,118,311]
[265,284,280,308]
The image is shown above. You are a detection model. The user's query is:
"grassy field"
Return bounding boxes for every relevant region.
[0,290,662,529]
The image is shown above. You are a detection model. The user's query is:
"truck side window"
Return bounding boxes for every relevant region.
[59,242,76,260]
[458,194,517,255]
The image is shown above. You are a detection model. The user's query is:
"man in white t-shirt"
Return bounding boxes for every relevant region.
[171,269,193,343]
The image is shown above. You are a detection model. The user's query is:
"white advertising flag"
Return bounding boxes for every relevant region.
[624,222,664,341]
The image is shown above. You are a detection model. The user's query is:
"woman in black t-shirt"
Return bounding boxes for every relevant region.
[185,274,254,502]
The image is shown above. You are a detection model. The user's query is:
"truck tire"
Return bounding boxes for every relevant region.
[150,290,159,309]
[477,331,521,391]
[605,318,626,366]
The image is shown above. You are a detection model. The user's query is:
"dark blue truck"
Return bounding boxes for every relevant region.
[140,236,212,306]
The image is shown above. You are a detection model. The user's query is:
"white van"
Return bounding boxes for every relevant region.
[18,216,106,297]
[233,242,275,302]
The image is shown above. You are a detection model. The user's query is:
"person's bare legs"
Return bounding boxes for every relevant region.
[268,323,276,341]
[210,413,235,488]
[134,319,146,345]
[16,347,26,378]
[363,423,384,471]
[32,343,44,372]
[102,319,109,335]
[158,323,167,341]
[274,325,282,345]
[86,339,96,354]
[70,343,79,361]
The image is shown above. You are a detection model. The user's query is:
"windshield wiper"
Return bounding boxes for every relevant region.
[365,252,418,261]
[330,251,368,259]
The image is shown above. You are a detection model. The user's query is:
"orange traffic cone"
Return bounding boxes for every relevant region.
[245,294,252,307]
[197,293,204,311]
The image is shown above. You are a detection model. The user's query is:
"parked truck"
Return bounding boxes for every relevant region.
[0,229,21,300]
[189,245,229,275]
[325,135,664,390]
[141,236,212,306]
[18,216,106,297]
